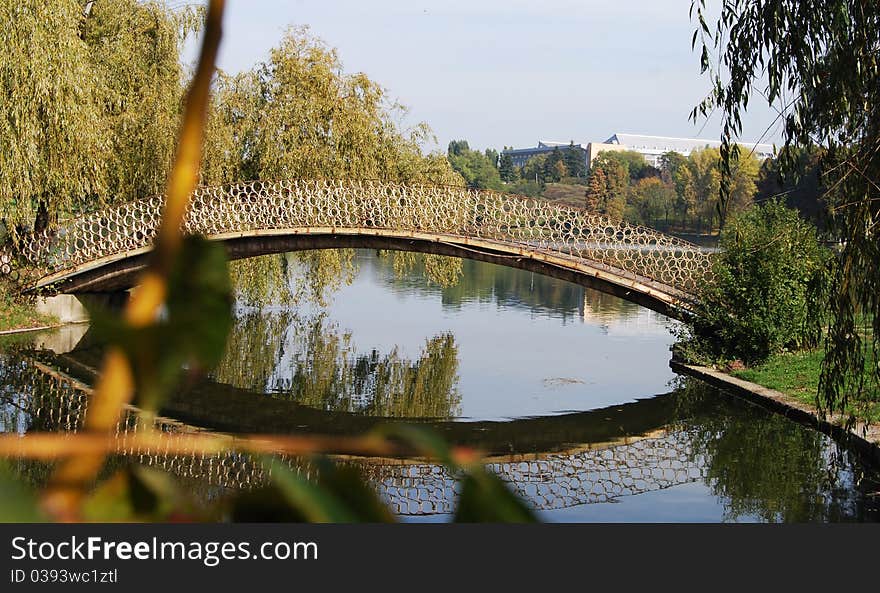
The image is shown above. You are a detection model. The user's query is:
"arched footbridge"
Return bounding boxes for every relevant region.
[3,180,713,317]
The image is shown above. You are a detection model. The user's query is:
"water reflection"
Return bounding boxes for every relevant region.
[1,250,879,521]
[215,311,461,418]
[1,348,877,522]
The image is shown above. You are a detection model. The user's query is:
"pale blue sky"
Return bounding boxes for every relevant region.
[182,0,782,153]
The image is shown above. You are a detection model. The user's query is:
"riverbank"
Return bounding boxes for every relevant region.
[730,349,879,424]
[671,359,880,463]
[0,292,57,334]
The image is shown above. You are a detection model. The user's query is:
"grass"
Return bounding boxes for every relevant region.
[541,183,587,208]
[0,291,56,332]
[731,348,880,423]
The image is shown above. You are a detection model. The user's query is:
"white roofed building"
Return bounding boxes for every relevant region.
[596,133,775,168]
[502,134,776,173]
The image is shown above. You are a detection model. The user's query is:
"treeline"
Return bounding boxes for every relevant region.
[446,140,586,197]
[586,148,760,232]
[447,138,833,235]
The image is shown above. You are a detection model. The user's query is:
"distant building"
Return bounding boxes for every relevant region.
[592,133,775,169]
[502,141,588,169]
[503,134,776,173]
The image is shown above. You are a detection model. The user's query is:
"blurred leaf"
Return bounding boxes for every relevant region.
[230,484,310,522]
[372,424,456,467]
[84,236,231,411]
[260,456,396,523]
[0,461,44,522]
[82,466,187,521]
[310,457,396,522]
[453,469,537,523]
[165,236,233,369]
[263,456,358,523]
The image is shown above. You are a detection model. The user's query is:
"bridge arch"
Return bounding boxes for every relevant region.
[7,180,712,318]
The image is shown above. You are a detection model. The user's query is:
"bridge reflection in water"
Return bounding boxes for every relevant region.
[3,336,877,522]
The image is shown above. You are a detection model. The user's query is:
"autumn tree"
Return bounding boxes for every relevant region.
[585,155,628,220]
[629,177,676,227]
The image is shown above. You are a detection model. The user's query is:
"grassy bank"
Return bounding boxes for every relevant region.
[0,292,55,332]
[731,349,880,423]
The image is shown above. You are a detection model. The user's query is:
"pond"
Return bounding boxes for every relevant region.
[1,249,878,522]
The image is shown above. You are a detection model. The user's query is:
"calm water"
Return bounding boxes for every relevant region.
[1,249,879,522]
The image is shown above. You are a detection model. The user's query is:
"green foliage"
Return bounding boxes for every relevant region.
[756,146,827,230]
[584,146,759,232]
[0,461,44,522]
[244,456,395,523]
[446,139,503,190]
[0,0,107,233]
[660,151,688,182]
[585,156,627,219]
[81,466,197,522]
[498,152,516,182]
[375,424,537,523]
[732,349,880,423]
[563,142,587,178]
[520,154,547,184]
[627,177,676,227]
[0,287,55,332]
[204,26,464,306]
[673,379,859,523]
[542,147,567,183]
[596,150,654,181]
[691,0,880,420]
[0,0,199,235]
[682,200,830,364]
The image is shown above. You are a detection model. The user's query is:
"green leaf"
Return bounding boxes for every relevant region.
[165,235,233,369]
[263,456,359,523]
[453,469,537,523]
[82,236,232,412]
[371,424,457,467]
[309,458,396,522]
[259,456,397,523]
[0,461,44,522]
[82,466,185,521]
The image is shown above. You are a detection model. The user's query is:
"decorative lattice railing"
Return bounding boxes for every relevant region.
[4,180,713,296]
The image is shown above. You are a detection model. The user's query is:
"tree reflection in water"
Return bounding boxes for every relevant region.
[212,311,462,419]
[672,379,878,522]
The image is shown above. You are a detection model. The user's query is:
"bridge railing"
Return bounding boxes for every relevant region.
[7,179,713,296]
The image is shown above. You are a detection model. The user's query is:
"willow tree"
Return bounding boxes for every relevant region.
[0,0,106,236]
[203,26,463,306]
[0,0,200,238]
[81,0,202,204]
[691,1,880,422]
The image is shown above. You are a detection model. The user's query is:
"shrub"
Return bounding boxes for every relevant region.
[682,200,831,365]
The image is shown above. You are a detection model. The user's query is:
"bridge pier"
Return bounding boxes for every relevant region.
[35,292,128,324]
